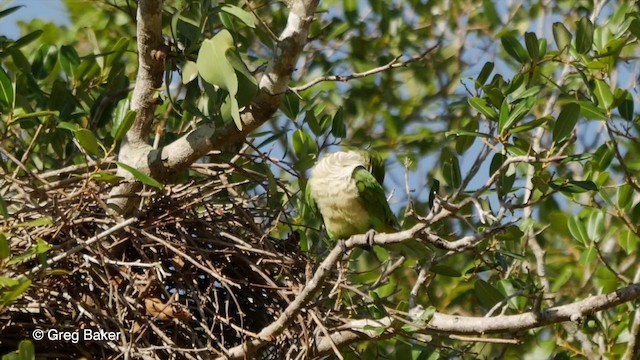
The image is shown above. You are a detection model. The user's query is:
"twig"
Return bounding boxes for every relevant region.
[291,44,439,92]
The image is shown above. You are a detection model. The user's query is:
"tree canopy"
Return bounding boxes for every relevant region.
[1,0,640,359]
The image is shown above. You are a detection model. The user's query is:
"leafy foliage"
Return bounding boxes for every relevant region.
[1,0,640,358]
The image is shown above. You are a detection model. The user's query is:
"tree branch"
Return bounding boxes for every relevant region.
[307,282,640,357]
[290,44,439,93]
[161,0,320,173]
[109,0,165,213]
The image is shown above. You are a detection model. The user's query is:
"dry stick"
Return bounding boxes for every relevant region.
[21,216,139,279]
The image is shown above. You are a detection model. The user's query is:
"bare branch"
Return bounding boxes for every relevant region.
[290,44,439,93]
[310,282,640,357]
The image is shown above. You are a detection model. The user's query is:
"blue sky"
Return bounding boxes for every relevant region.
[1,0,68,38]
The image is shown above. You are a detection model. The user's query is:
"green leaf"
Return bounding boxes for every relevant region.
[567,216,589,245]
[524,32,539,61]
[551,268,573,293]
[468,97,497,120]
[511,85,542,102]
[197,30,241,129]
[552,103,580,143]
[593,142,614,171]
[0,6,23,20]
[116,162,164,189]
[575,100,607,120]
[474,280,504,308]
[305,110,322,136]
[551,179,598,194]
[490,153,515,196]
[430,265,461,277]
[481,0,500,28]
[113,110,136,142]
[111,97,130,133]
[552,22,572,52]
[292,129,317,160]
[496,225,525,242]
[511,116,551,134]
[90,172,123,184]
[31,44,58,80]
[445,130,493,139]
[617,90,634,121]
[75,128,103,157]
[618,230,639,255]
[586,210,604,242]
[0,66,14,108]
[14,218,53,228]
[501,35,530,63]
[476,61,494,88]
[59,45,80,79]
[58,121,80,132]
[182,60,198,84]
[617,184,633,209]
[106,37,129,68]
[0,278,31,305]
[503,96,535,133]
[331,107,346,138]
[0,233,9,259]
[11,29,43,50]
[593,79,613,111]
[442,150,461,189]
[0,196,7,220]
[220,5,256,28]
[281,94,300,119]
[18,340,35,360]
[575,17,594,54]
[498,98,510,133]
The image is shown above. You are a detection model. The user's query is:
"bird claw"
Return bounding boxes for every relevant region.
[365,229,377,248]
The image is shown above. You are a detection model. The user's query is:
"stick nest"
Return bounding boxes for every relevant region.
[0,157,313,359]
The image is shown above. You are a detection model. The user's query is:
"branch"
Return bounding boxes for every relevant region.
[161,0,320,173]
[109,0,165,213]
[219,220,510,359]
[307,282,640,356]
[290,44,439,93]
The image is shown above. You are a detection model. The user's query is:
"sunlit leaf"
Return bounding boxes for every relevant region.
[568,216,589,245]
[593,80,613,111]
[220,5,256,28]
[75,128,103,157]
[197,30,241,129]
[553,22,572,52]
[116,162,164,189]
[468,97,497,120]
[182,60,198,84]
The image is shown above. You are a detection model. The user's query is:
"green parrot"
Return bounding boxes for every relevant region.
[306,150,398,241]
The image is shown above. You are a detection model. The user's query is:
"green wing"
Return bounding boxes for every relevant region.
[353,166,398,233]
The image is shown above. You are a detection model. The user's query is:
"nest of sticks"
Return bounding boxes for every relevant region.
[0,155,317,359]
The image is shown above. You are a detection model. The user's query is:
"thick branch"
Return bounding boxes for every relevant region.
[220,221,509,359]
[109,0,165,213]
[308,283,640,356]
[161,0,320,173]
[127,0,164,144]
